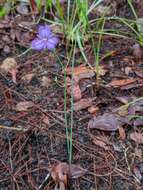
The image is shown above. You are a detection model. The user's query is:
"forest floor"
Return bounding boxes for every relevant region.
[0,1,143,190]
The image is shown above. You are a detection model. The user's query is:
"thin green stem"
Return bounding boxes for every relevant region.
[69,42,76,164]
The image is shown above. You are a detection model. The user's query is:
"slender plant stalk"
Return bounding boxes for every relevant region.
[69,42,76,164]
[127,0,138,20]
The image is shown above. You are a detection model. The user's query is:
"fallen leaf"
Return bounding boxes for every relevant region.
[130,132,143,144]
[0,57,17,73]
[9,68,18,83]
[88,106,99,115]
[21,73,35,83]
[67,84,82,101]
[0,57,18,83]
[51,162,86,183]
[92,136,110,150]
[51,163,69,186]
[118,126,126,140]
[121,83,143,90]
[109,78,136,87]
[65,65,95,81]
[15,101,34,111]
[88,113,120,131]
[41,76,51,87]
[74,98,93,111]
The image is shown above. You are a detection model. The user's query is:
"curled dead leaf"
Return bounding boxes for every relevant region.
[51,163,69,187]
[50,162,87,183]
[15,101,34,111]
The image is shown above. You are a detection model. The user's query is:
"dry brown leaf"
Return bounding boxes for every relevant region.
[121,82,143,90]
[67,84,82,101]
[51,162,86,184]
[65,65,95,82]
[118,126,126,140]
[130,132,143,144]
[21,73,35,83]
[66,65,94,75]
[10,68,18,83]
[66,65,106,81]
[88,106,99,115]
[51,163,69,186]
[74,98,93,111]
[0,57,17,73]
[0,57,18,83]
[15,101,34,111]
[92,137,110,150]
[109,78,136,87]
[41,76,51,87]
[88,113,120,131]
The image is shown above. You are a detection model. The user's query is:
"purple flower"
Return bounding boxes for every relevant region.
[31,25,59,51]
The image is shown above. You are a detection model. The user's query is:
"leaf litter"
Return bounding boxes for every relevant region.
[50,162,87,190]
[0,57,18,83]
[0,1,143,190]
[88,113,121,131]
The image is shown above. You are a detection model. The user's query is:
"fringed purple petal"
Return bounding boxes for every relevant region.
[31,38,46,50]
[46,37,59,50]
[38,25,51,38]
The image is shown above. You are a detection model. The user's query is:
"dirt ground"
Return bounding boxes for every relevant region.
[0,1,143,190]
